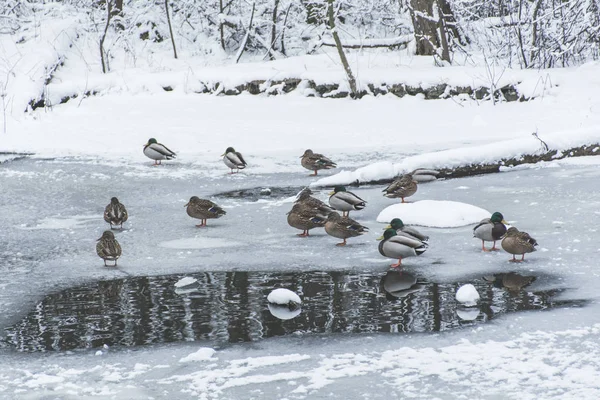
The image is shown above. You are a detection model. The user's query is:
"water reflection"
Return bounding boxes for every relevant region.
[3,270,583,352]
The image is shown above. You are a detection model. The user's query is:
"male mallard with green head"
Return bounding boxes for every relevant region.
[382,174,418,203]
[96,230,122,267]
[103,197,128,230]
[185,196,226,227]
[328,186,366,217]
[143,138,176,166]
[222,147,247,174]
[301,149,337,176]
[377,228,428,268]
[386,218,429,243]
[501,227,538,262]
[287,202,327,237]
[324,211,369,246]
[473,211,508,252]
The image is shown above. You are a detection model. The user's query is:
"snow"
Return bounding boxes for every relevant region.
[377,200,490,228]
[456,284,480,306]
[160,237,244,250]
[268,303,302,320]
[174,277,198,288]
[267,288,302,306]
[179,348,217,363]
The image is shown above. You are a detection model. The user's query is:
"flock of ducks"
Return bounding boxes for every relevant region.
[96,138,539,267]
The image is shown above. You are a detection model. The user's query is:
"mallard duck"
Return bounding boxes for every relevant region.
[143,138,176,166]
[328,186,366,217]
[222,147,247,174]
[473,211,508,251]
[96,230,122,267]
[386,218,429,243]
[411,168,440,183]
[382,174,417,203]
[301,149,337,176]
[377,228,428,268]
[287,202,327,237]
[103,197,128,230]
[324,211,369,246]
[501,227,538,262]
[296,188,333,215]
[185,196,226,227]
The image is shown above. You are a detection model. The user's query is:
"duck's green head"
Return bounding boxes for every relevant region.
[377,228,397,241]
[387,218,404,230]
[491,212,507,224]
[146,138,157,145]
[225,147,235,153]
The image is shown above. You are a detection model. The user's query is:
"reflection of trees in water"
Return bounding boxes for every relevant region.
[4,270,582,352]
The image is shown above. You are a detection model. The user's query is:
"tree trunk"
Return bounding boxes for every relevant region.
[270,0,280,59]
[327,0,357,97]
[164,0,178,59]
[409,0,440,56]
[99,0,113,73]
[235,2,256,63]
[219,0,225,50]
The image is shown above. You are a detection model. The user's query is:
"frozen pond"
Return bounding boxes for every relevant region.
[0,156,599,398]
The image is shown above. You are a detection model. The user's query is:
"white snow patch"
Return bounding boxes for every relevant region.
[377,200,490,228]
[456,284,480,306]
[174,277,198,288]
[18,215,101,230]
[268,303,302,320]
[267,288,302,306]
[159,237,244,249]
[179,348,217,363]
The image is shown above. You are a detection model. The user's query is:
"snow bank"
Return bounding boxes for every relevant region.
[313,128,600,186]
[377,200,489,228]
[267,288,302,306]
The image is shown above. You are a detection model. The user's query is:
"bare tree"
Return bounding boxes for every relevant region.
[407,0,452,62]
[99,0,114,73]
[327,0,357,97]
[164,0,178,59]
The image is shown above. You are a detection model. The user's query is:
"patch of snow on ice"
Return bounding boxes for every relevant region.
[456,284,480,306]
[18,215,101,230]
[268,303,302,320]
[377,200,490,228]
[174,277,198,288]
[267,288,302,306]
[179,348,217,363]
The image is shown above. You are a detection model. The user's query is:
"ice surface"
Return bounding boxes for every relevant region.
[179,348,217,363]
[376,200,490,227]
[267,288,302,306]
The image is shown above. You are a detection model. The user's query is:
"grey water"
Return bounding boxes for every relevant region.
[3,269,582,352]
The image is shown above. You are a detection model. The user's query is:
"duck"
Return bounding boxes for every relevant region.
[222,147,247,174]
[103,197,128,230]
[295,188,333,215]
[287,202,327,237]
[501,227,538,262]
[185,196,226,227]
[301,149,337,176]
[473,211,508,251]
[382,174,417,203]
[385,218,429,243]
[411,168,440,183]
[96,230,122,267]
[484,272,536,292]
[143,138,176,166]
[324,211,369,246]
[328,186,366,217]
[377,228,428,268]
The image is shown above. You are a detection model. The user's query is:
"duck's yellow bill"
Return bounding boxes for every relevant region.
[328,191,335,196]
[501,220,508,224]
[376,235,384,241]
[385,224,391,229]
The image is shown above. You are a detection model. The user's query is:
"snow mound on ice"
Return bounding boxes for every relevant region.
[268,303,302,320]
[174,277,198,288]
[267,288,302,306]
[179,348,217,363]
[456,284,480,306]
[377,200,489,228]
